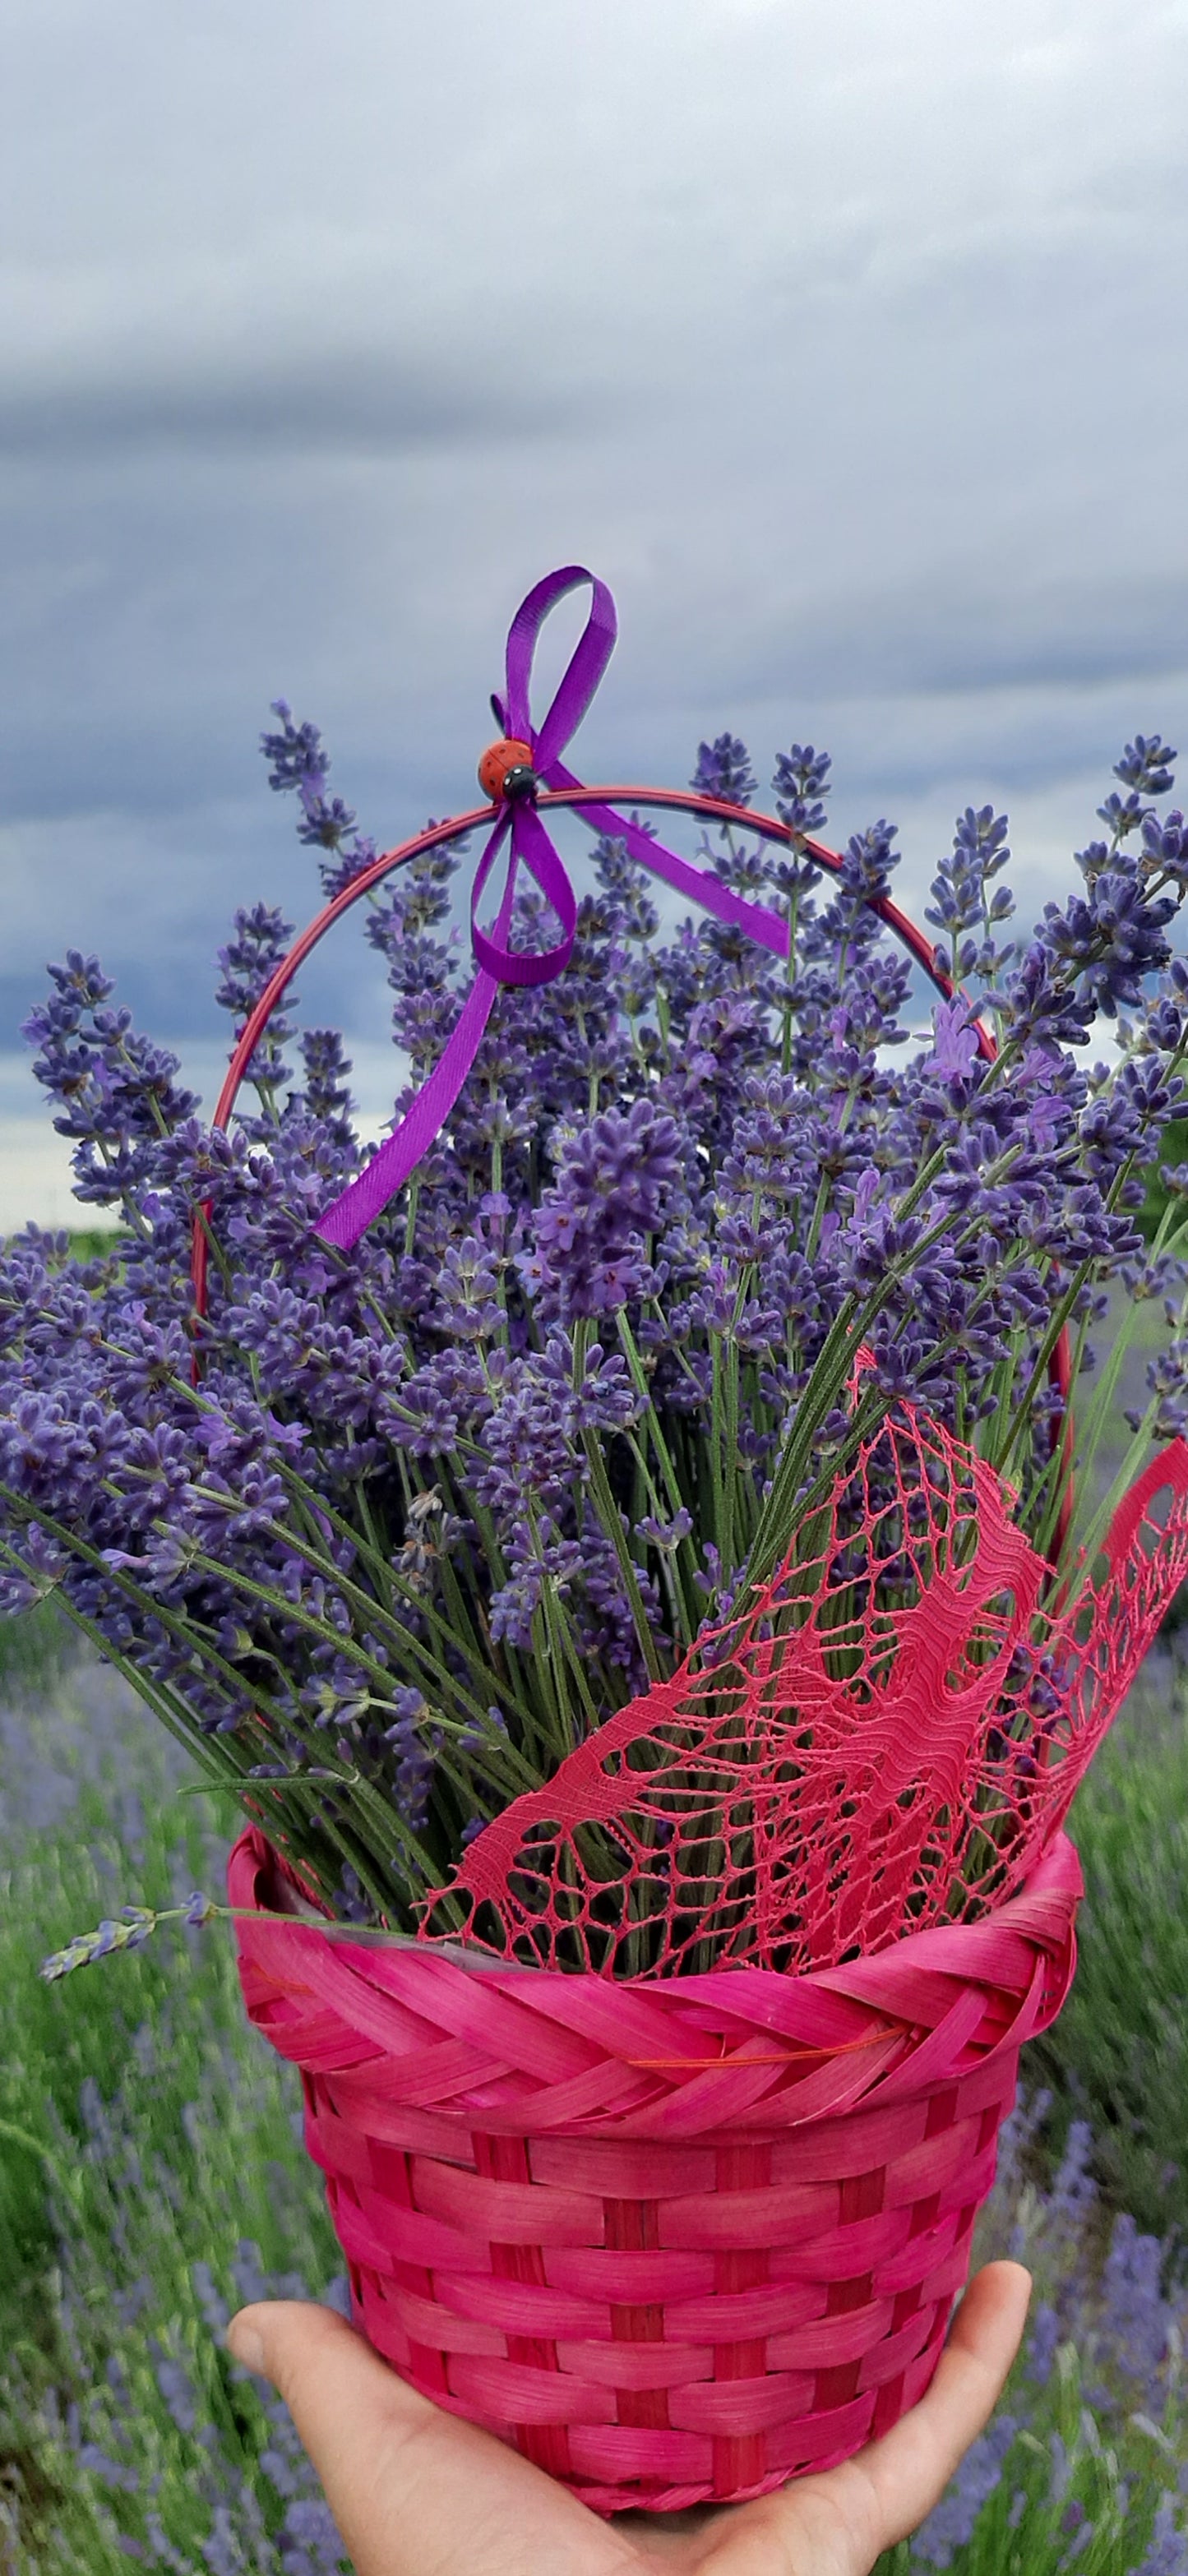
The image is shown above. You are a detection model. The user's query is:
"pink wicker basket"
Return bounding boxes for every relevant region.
[229,1824,1080,2516]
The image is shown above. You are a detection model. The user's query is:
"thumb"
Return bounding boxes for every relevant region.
[227,2295,367,2396]
[224,2298,612,2576]
[227,2300,430,2572]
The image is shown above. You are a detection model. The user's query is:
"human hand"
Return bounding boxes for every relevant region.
[227,2261,1029,2576]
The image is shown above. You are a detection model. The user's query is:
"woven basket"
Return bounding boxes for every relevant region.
[229,1826,1080,2516]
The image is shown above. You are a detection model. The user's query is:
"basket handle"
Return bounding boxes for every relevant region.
[190,570,1074,1543]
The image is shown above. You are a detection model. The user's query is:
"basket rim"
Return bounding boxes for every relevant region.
[229,1821,1082,2005]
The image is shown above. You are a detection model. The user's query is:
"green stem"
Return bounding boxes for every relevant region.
[0,2118,82,2206]
[581,1431,663,1683]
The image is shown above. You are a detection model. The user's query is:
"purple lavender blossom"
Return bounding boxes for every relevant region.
[691,732,756,808]
[1133,2495,1188,2575]
[1116,735,1178,798]
[771,742,831,838]
[215,903,297,1104]
[20,953,199,1212]
[913,2412,1020,2564]
[261,701,330,794]
[4,707,1188,1932]
[525,1098,682,1323]
[926,803,1015,987]
[927,999,981,1080]
[261,699,379,895]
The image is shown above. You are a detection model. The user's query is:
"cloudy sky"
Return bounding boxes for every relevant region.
[2,0,1186,1226]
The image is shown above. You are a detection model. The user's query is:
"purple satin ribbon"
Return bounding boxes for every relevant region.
[316,566,790,1250]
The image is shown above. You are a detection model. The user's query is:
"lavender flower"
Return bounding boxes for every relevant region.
[913,2413,1020,2564]
[20,953,199,1213]
[771,741,831,838]
[1116,735,1179,798]
[261,701,329,795]
[691,732,756,807]
[1134,2494,1188,2575]
[261,699,378,896]
[926,803,1015,986]
[40,1894,215,1980]
[5,704,1188,1941]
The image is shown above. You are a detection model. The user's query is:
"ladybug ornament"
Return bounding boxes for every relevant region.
[478,736,538,802]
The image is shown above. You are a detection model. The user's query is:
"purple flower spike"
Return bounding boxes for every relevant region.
[7,635,1188,1940]
[691,732,756,809]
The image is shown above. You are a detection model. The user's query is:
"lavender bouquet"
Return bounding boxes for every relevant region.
[5,588,1188,1954]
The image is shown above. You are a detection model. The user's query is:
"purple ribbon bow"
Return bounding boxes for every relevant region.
[316,565,790,1250]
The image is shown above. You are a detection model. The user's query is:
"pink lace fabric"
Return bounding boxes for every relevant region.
[421,1403,1188,1978]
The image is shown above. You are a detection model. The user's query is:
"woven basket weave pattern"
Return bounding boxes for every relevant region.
[231,1828,1080,2514]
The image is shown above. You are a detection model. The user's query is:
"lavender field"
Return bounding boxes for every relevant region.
[0,1608,1185,2572]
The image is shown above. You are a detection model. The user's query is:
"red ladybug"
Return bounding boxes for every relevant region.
[478,737,534,801]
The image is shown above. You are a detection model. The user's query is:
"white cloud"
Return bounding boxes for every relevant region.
[0,1032,411,1233]
[0,1122,95,1237]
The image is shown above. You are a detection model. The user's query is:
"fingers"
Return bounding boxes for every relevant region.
[226,2300,629,2576]
[840,2263,1033,2555]
[224,2271,1030,2576]
[722,2264,1032,2576]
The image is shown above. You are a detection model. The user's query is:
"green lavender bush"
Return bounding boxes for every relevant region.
[1025,1654,1188,2250]
[2,1644,1188,2569]
[0,1643,347,2570]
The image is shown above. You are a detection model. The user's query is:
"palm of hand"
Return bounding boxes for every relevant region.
[227,2263,1029,2576]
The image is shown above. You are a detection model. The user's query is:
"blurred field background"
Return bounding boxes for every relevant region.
[5,1215,1188,2569]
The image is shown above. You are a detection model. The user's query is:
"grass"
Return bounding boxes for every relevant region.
[0,1628,345,2569]
[0,1596,80,1700]
[1025,1653,1188,2251]
[2,1623,1188,2567]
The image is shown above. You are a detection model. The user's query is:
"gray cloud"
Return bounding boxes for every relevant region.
[0,358,578,460]
[2,0,1188,1176]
